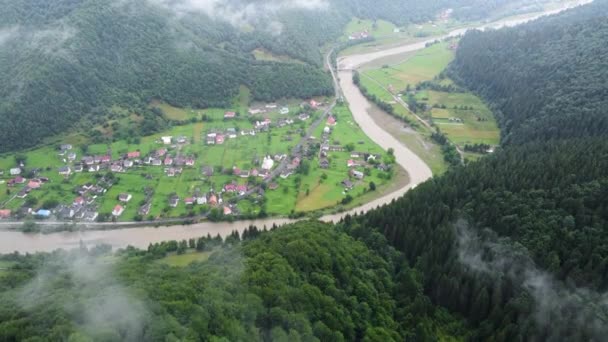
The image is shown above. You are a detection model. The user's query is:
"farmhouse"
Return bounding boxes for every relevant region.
[0,210,11,219]
[351,170,365,180]
[262,156,275,170]
[112,205,125,217]
[127,151,141,159]
[27,180,41,189]
[58,166,72,176]
[326,116,337,126]
[139,203,151,216]
[342,179,354,189]
[119,193,132,202]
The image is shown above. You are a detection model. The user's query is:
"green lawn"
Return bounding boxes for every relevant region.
[157,250,213,267]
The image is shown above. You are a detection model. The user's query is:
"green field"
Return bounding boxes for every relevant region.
[358,42,500,150]
[157,250,213,267]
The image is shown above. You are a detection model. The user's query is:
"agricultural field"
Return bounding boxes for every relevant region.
[0,99,396,223]
[157,250,213,267]
[358,41,500,151]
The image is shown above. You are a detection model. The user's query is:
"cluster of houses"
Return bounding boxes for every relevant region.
[7,176,48,199]
[247,104,290,116]
[348,30,370,40]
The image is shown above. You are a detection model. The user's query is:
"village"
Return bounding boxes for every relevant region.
[0,99,395,223]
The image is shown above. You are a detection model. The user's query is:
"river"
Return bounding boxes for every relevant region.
[0,1,590,254]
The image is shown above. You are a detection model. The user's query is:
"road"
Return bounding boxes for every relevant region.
[0,2,590,253]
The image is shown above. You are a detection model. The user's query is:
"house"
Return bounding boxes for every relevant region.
[233,167,241,177]
[240,170,250,178]
[185,158,195,167]
[127,151,141,159]
[27,180,41,189]
[319,158,330,169]
[291,157,301,168]
[342,179,354,189]
[82,156,94,165]
[67,152,77,161]
[151,159,162,166]
[209,194,218,206]
[156,148,167,157]
[89,164,100,172]
[184,197,195,205]
[268,183,279,190]
[224,111,236,119]
[251,169,259,177]
[266,103,278,109]
[196,195,207,205]
[351,170,365,180]
[35,209,51,218]
[58,207,75,219]
[224,184,237,193]
[176,136,188,144]
[223,206,232,215]
[9,168,21,176]
[17,190,28,198]
[123,159,134,168]
[326,116,336,126]
[161,136,173,145]
[206,136,216,145]
[0,209,11,219]
[236,184,248,195]
[347,159,357,168]
[58,166,72,176]
[118,193,132,202]
[248,108,264,115]
[262,156,274,170]
[100,155,111,164]
[164,156,173,166]
[74,164,84,173]
[110,164,123,173]
[74,197,85,206]
[215,134,225,145]
[139,203,151,216]
[310,99,319,108]
[84,211,98,222]
[112,205,125,217]
[169,196,179,207]
[279,107,289,115]
[202,166,214,177]
[298,113,310,121]
[60,144,73,151]
[323,126,331,134]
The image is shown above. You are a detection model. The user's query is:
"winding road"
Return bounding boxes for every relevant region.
[0,1,590,254]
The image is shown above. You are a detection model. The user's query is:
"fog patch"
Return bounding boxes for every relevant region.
[152,0,328,30]
[0,26,19,46]
[18,249,149,340]
[456,220,608,339]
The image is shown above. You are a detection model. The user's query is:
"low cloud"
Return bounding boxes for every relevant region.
[152,0,328,29]
[0,26,19,46]
[456,220,608,339]
[18,249,149,340]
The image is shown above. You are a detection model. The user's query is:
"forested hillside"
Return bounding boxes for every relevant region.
[346,1,608,340]
[449,0,608,144]
[0,222,468,341]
